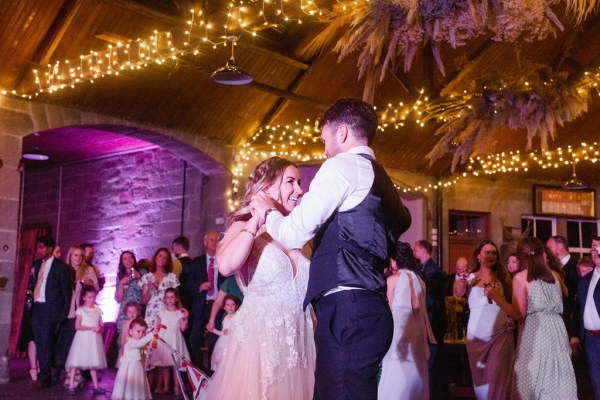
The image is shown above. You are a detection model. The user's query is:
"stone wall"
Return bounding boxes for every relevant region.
[22,147,230,320]
[0,96,231,352]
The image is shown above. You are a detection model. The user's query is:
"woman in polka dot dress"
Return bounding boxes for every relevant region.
[488,237,577,400]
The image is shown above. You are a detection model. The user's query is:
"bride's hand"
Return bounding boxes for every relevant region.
[251,192,277,225]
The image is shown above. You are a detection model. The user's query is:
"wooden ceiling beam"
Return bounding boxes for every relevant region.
[100,0,309,71]
[14,0,82,91]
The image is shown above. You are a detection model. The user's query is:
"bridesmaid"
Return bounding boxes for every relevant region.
[115,251,146,335]
[454,240,515,400]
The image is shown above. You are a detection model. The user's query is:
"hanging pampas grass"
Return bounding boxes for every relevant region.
[303,0,597,102]
[424,67,597,170]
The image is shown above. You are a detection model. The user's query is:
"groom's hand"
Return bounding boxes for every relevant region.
[251,192,277,225]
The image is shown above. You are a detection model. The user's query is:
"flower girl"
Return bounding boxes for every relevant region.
[65,285,107,395]
[150,288,190,395]
[112,318,159,400]
[210,295,240,372]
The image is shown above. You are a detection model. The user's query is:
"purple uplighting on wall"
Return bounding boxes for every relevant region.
[21,126,230,320]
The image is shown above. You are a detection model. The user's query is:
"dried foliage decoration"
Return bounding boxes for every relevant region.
[423,68,599,170]
[304,0,597,102]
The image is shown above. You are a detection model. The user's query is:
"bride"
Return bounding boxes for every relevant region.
[203,156,316,400]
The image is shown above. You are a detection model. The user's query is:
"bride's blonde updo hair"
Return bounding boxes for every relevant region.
[231,156,298,223]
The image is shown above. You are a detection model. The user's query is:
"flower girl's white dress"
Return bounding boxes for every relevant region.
[112,332,155,400]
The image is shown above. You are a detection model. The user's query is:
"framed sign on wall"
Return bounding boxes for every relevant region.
[533,185,596,219]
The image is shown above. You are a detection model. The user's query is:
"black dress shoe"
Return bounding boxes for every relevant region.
[31,380,49,390]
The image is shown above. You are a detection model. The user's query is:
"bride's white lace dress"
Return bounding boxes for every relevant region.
[204,236,316,400]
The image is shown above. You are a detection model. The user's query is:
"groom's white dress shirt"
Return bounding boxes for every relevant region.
[266,146,376,250]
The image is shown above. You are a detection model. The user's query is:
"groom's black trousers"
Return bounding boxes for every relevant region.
[312,290,393,400]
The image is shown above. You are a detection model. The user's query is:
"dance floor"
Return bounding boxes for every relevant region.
[3,358,184,399]
[2,355,595,399]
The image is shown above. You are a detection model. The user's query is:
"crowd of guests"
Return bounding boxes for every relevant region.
[19,233,242,398]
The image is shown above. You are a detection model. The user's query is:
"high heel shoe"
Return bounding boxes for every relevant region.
[29,368,38,381]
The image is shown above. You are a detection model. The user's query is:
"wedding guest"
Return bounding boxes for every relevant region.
[576,239,600,399]
[140,248,179,331]
[53,245,62,260]
[379,242,435,400]
[507,253,521,277]
[413,239,446,399]
[186,231,224,370]
[454,240,514,400]
[55,246,98,384]
[206,276,244,337]
[547,236,579,339]
[82,243,105,291]
[505,237,576,399]
[578,256,594,278]
[30,235,71,390]
[115,251,146,335]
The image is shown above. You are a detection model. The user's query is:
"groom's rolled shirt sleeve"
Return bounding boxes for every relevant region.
[266,155,358,250]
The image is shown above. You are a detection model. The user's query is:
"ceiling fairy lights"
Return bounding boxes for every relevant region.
[466,142,600,176]
[1,0,327,99]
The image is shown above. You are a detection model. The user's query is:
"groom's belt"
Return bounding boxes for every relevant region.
[323,286,367,297]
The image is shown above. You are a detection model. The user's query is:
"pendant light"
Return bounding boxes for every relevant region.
[210,36,253,85]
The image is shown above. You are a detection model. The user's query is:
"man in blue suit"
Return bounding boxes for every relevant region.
[29,235,71,389]
[578,238,600,399]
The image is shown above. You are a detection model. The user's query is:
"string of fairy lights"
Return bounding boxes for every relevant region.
[1,1,599,209]
[228,121,600,210]
[0,1,330,99]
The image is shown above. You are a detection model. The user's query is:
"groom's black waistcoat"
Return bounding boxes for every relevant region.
[304,154,411,309]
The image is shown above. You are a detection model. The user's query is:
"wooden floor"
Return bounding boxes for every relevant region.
[1,355,596,399]
[2,358,185,400]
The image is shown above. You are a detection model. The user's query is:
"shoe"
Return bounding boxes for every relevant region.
[93,387,106,394]
[31,380,48,390]
[29,368,38,381]
[66,387,77,395]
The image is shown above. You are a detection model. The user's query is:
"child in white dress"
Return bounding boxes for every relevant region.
[65,285,107,395]
[210,295,240,372]
[149,288,190,395]
[118,302,143,366]
[112,318,159,400]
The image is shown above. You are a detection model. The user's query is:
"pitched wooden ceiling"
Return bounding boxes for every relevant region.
[2,0,600,186]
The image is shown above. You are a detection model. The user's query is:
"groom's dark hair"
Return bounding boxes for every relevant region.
[318,98,378,146]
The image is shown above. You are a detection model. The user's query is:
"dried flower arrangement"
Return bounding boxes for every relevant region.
[422,66,600,170]
[303,0,597,101]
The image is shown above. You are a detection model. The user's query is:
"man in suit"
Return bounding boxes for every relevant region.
[253,98,411,399]
[547,236,579,341]
[577,238,600,399]
[413,239,447,399]
[185,231,224,370]
[29,235,71,389]
[173,236,194,350]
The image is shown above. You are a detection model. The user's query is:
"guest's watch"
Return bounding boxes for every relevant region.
[264,207,278,221]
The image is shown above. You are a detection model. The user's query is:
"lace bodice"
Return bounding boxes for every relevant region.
[237,237,309,303]
[207,236,315,400]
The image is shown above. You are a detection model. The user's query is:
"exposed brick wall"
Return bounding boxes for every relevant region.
[22,147,229,319]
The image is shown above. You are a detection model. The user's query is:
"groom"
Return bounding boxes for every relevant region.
[253,98,411,399]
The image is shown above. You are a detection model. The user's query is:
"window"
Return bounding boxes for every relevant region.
[566,219,600,258]
[521,216,556,244]
[449,212,487,238]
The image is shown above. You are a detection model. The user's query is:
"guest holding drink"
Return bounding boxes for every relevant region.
[115,251,146,335]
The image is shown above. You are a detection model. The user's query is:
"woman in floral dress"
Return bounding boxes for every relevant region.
[139,248,179,331]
